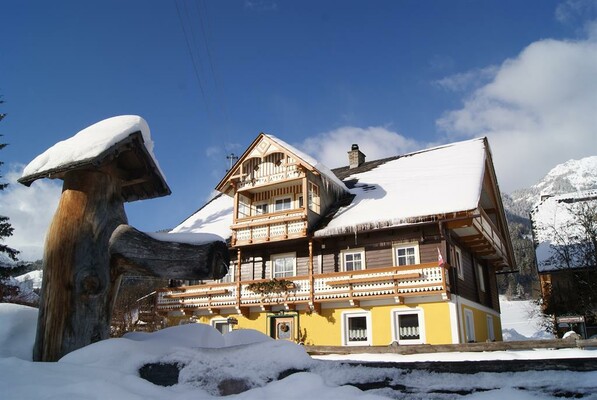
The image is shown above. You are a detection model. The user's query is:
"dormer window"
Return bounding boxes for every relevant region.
[274,197,292,212]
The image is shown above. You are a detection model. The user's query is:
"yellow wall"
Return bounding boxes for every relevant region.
[183,301,456,346]
[460,304,503,342]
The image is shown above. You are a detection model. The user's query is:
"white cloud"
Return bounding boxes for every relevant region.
[433,66,498,92]
[555,0,597,24]
[0,165,61,261]
[436,35,597,192]
[297,126,422,169]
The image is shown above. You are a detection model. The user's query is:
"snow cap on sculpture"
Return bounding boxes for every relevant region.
[19,115,170,202]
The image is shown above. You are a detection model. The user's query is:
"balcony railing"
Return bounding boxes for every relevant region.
[232,211,307,245]
[156,262,450,314]
[236,166,304,191]
[473,208,508,259]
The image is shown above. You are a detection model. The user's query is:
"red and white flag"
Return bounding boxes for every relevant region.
[437,247,445,266]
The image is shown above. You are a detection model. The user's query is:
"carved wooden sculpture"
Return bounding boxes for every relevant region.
[19,116,229,361]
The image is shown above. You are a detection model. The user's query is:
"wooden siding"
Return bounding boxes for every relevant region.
[170,224,499,313]
[449,237,500,312]
[235,244,311,281]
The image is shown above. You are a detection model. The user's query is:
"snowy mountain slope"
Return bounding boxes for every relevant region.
[506,156,597,219]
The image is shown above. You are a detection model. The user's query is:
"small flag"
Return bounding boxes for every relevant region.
[437,247,445,266]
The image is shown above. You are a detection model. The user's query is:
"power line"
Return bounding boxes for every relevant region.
[174,0,211,117]
[195,0,229,122]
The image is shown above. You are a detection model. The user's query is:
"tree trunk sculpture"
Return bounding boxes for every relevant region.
[33,169,228,361]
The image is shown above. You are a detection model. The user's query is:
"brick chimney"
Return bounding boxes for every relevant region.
[348,144,366,169]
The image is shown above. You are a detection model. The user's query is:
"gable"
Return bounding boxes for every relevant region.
[216,133,347,197]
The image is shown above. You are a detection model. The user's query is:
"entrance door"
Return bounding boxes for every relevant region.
[271,317,294,341]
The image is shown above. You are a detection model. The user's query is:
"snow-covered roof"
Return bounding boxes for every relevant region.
[531,189,597,272]
[174,138,489,240]
[315,138,487,237]
[19,115,170,201]
[170,193,233,240]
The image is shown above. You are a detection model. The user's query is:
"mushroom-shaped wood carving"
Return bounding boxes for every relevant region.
[19,116,229,361]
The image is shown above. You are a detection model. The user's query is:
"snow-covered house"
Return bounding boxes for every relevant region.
[531,190,597,338]
[157,134,515,346]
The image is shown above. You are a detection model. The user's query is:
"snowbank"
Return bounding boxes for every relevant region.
[1,303,595,399]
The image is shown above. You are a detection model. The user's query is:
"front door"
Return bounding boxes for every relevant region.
[271,317,294,341]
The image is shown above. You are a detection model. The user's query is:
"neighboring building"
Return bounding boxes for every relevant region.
[531,190,597,338]
[156,134,515,346]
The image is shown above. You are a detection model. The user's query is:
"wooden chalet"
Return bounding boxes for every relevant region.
[531,190,597,338]
[157,134,515,346]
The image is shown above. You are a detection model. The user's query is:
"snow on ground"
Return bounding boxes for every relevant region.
[1,303,596,399]
[499,295,554,340]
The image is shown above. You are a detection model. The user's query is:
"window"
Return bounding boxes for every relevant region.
[393,242,420,266]
[342,249,365,271]
[308,182,320,214]
[237,194,250,219]
[464,308,475,342]
[254,202,268,215]
[212,319,232,334]
[454,247,464,280]
[274,197,292,212]
[342,312,371,346]
[477,263,485,292]
[271,253,296,278]
[393,308,425,344]
[486,315,495,341]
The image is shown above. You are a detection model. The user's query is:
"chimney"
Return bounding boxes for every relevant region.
[348,144,366,169]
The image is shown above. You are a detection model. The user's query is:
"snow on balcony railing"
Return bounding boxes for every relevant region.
[156,263,449,312]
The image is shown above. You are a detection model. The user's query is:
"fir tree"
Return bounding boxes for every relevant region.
[0,98,19,261]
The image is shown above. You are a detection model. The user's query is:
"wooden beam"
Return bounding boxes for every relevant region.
[164,289,229,298]
[236,306,249,318]
[309,302,321,314]
[33,169,127,362]
[109,225,230,280]
[348,299,360,307]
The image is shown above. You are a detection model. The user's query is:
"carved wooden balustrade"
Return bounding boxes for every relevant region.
[157,262,451,315]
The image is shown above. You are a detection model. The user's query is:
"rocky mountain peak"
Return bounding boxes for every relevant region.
[506,155,597,220]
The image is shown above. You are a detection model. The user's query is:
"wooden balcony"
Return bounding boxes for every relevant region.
[232,211,307,246]
[235,165,304,192]
[447,208,511,269]
[156,262,451,315]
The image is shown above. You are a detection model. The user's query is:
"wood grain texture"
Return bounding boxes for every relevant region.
[33,169,127,361]
[109,224,229,280]
[33,169,229,362]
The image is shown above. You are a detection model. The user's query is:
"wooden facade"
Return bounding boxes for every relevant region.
[157,135,515,346]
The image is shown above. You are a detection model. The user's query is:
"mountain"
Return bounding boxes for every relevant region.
[506,156,597,220]
[499,155,597,299]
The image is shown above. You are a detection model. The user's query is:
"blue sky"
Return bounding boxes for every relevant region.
[1,0,596,260]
